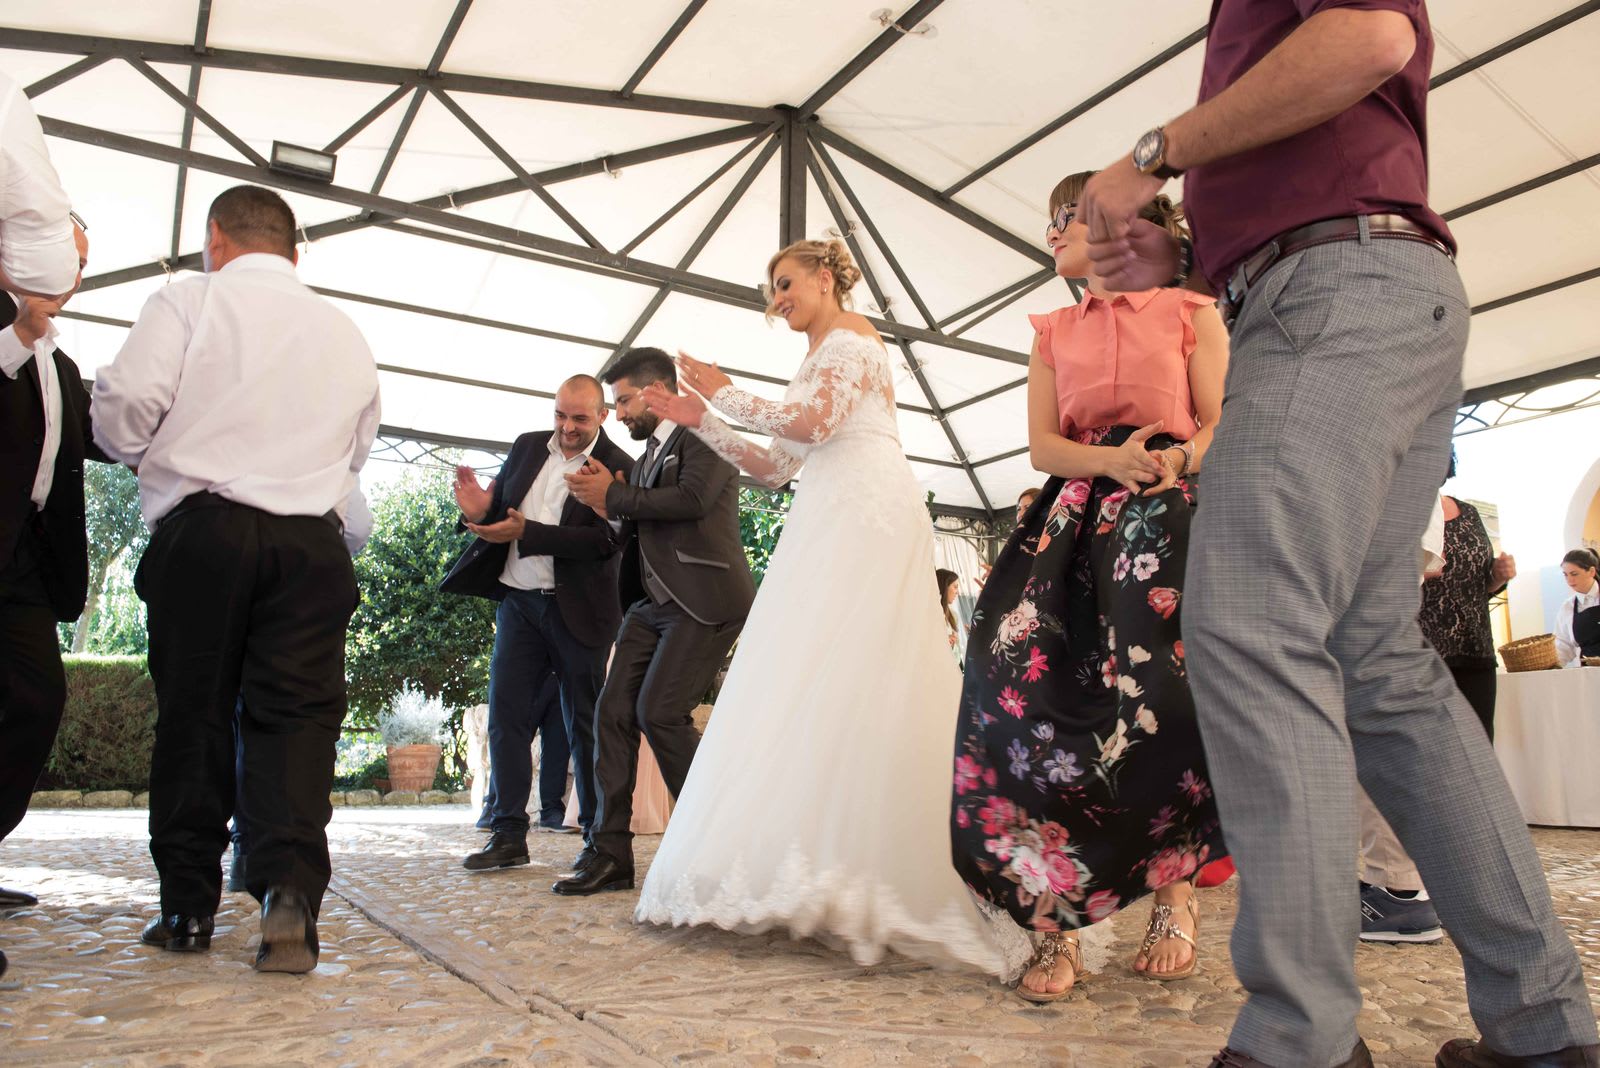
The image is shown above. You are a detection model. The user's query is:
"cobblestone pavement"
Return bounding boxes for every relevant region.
[2,810,1597,1066]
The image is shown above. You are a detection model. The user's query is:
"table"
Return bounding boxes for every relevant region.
[1495,666,1600,827]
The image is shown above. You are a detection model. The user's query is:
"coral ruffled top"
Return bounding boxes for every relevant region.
[1029,288,1215,441]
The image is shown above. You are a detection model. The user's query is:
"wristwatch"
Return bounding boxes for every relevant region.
[1133,127,1184,180]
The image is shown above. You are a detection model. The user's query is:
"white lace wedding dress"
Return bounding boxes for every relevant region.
[632,328,1033,978]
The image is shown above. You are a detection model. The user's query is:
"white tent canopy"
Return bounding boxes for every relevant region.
[2,0,1597,515]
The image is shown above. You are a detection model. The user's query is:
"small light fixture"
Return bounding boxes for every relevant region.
[870,8,937,38]
[269,141,337,183]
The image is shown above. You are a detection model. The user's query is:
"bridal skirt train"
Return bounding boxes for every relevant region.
[633,431,1033,979]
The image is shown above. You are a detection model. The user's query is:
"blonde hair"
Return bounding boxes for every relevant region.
[763,238,862,320]
[1048,171,1189,241]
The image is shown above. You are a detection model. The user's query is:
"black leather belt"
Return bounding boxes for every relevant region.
[1218,214,1453,326]
[157,491,341,533]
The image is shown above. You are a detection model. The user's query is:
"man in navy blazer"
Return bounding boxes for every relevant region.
[440,375,632,872]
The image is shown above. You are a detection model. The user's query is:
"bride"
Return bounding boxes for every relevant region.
[634,238,1030,977]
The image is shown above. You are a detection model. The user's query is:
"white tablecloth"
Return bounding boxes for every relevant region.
[1495,667,1600,827]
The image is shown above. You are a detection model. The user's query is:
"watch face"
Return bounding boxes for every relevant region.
[1134,129,1162,170]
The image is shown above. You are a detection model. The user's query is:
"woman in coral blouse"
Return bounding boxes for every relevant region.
[950,170,1230,1002]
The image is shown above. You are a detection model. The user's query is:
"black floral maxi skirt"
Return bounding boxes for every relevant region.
[951,425,1227,931]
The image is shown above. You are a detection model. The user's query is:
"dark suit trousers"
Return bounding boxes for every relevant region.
[0,528,65,844]
[488,589,603,836]
[592,599,741,866]
[138,498,357,918]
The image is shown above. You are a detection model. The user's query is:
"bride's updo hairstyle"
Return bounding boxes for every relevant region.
[1047,170,1190,242]
[763,238,862,321]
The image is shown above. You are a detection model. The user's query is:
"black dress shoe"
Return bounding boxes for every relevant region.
[558,845,598,879]
[551,855,634,896]
[226,848,246,893]
[0,885,38,909]
[141,912,215,951]
[1211,1039,1373,1068]
[255,886,319,974]
[0,947,7,978]
[462,831,530,872]
[1438,1039,1600,1067]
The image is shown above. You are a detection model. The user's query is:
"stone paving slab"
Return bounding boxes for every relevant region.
[3,809,1598,1066]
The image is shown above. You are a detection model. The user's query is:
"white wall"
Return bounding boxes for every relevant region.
[1448,405,1600,639]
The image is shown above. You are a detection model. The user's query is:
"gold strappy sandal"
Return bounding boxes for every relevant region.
[1134,893,1199,981]
[1016,931,1086,1003]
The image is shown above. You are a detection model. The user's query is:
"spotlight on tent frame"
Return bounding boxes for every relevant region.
[269,142,337,183]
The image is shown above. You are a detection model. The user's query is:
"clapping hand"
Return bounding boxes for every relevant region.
[453,464,494,523]
[676,351,731,399]
[566,458,623,518]
[642,381,708,428]
[465,507,526,544]
[1493,552,1517,587]
[1078,156,1173,292]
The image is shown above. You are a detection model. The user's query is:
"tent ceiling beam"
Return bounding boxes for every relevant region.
[370,87,427,195]
[1461,354,1600,408]
[1430,0,1600,89]
[429,87,605,249]
[1,29,780,122]
[806,136,996,517]
[1472,266,1600,316]
[811,133,936,329]
[48,116,1032,366]
[949,271,1057,339]
[324,84,412,154]
[426,0,475,78]
[621,125,776,256]
[778,108,807,247]
[126,56,265,167]
[622,0,708,98]
[22,54,109,99]
[938,270,1053,330]
[1444,150,1600,222]
[602,132,782,374]
[944,25,1209,198]
[169,0,213,261]
[797,0,947,118]
[75,121,770,293]
[811,124,1050,269]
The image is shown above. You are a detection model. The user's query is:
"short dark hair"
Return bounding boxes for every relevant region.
[207,185,296,256]
[601,347,676,391]
[1564,548,1600,572]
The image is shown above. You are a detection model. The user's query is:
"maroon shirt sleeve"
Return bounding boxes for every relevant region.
[1293,0,1421,24]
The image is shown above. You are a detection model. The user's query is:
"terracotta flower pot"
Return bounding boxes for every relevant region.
[386,744,442,793]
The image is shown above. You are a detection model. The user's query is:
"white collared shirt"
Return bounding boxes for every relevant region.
[1555,581,1600,668]
[91,253,381,528]
[500,432,598,591]
[0,71,78,296]
[0,308,61,509]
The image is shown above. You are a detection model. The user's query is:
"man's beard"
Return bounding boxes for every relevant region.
[627,410,661,441]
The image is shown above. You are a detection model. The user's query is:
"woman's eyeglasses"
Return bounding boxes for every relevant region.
[1046,203,1077,237]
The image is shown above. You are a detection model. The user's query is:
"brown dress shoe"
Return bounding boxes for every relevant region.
[1210,1038,1374,1068]
[1437,1039,1600,1067]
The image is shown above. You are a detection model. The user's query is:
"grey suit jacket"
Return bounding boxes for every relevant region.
[605,426,754,626]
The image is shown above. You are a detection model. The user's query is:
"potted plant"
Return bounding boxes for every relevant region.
[378,683,449,793]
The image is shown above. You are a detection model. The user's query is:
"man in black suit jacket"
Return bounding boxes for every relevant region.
[441,375,632,873]
[0,225,108,949]
[556,348,755,894]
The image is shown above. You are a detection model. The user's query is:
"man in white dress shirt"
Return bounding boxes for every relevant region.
[92,185,380,974]
[0,69,79,298]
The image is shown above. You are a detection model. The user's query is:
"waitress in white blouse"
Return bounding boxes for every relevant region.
[1554,548,1600,667]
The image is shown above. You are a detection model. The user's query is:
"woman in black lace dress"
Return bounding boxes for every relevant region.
[1418,480,1515,739]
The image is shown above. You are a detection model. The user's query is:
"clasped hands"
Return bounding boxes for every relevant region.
[1077,155,1181,292]
[1108,421,1185,498]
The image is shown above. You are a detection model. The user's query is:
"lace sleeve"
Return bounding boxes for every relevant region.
[709,330,881,446]
[694,413,805,489]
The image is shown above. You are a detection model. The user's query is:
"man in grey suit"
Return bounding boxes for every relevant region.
[1076,2,1595,1067]
[557,347,754,895]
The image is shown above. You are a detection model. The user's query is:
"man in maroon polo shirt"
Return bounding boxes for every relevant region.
[1077,3,1598,1068]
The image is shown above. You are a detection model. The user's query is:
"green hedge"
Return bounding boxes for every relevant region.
[42,655,158,792]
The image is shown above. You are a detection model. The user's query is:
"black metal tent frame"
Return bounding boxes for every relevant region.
[8,0,1600,522]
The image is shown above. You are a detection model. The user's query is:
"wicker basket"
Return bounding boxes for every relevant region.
[1499,634,1560,673]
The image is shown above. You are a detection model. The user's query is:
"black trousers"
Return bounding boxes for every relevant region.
[1448,658,1499,742]
[592,598,741,866]
[137,495,357,918]
[0,528,65,845]
[487,589,604,837]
